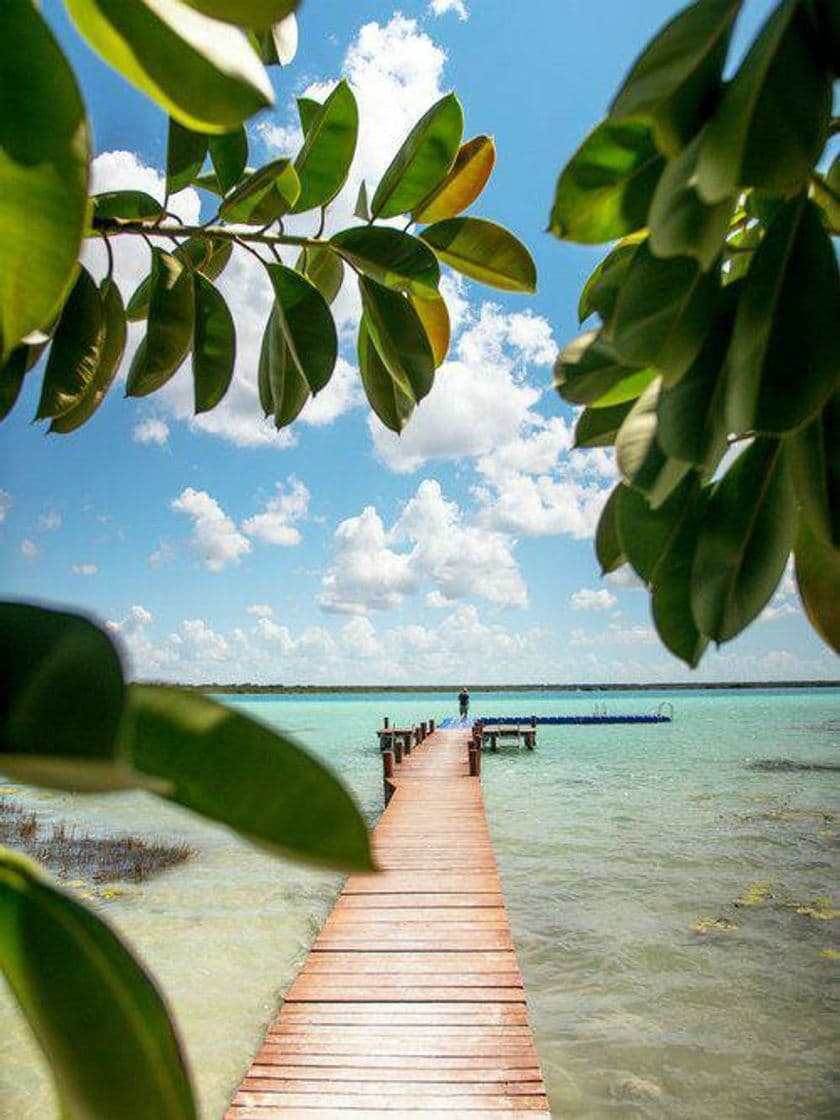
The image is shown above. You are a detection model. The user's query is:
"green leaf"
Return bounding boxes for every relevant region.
[372,92,463,220]
[359,277,435,405]
[64,0,274,134]
[258,304,309,428]
[0,1,89,363]
[610,0,741,156]
[610,241,720,383]
[794,522,840,653]
[219,158,300,224]
[648,132,735,270]
[296,246,344,305]
[264,263,337,395]
[578,235,643,324]
[126,249,194,397]
[93,190,165,223]
[573,400,634,448]
[126,238,232,321]
[125,685,374,872]
[696,0,832,202]
[0,602,130,791]
[358,317,415,434]
[354,180,370,221]
[192,274,235,414]
[692,437,798,642]
[413,135,496,223]
[420,217,536,293]
[193,169,223,196]
[208,127,248,193]
[722,221,762,284]
[179,1,296,29]
[293,80,358,213]
[410,291,451,368]
[615,377,692,507]
[0,347,28,422]
[36,268,103,420]
[297,96,321,136]
[554,330,655,407]
[50,279,127,434]
[789,393,839,548]
[0,848,197,1120]
[331,227,440,298]
[595,486,626,573]
[809,156,840,234]
[166,119,208,195]
[549,119,665,243]
[616,471,699,583]
[255,13,297,65]
[726,197,840,434]
[651,484,711,666]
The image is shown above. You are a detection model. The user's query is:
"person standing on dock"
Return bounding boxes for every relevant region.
[458,687,470,722]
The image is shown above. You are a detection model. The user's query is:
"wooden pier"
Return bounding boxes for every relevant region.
[225,722,549,1118]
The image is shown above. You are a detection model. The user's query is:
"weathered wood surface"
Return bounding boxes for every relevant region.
[225,728,548,1117]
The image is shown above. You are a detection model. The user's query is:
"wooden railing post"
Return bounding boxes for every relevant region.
[429,718,435,733]
[382,748,395,804]
[394,737,403,764]
[383,716,390,729]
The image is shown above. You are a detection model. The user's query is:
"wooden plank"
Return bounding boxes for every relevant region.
[232,1091,550,1110]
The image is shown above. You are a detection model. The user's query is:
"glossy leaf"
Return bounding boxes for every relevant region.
[372,93,463,219]
[166,119,207,195]
[255,12,297,64]
[93,190,164,223]
[573,400,634,448]
[297,246,344,305]
[411,292,451,368]
[611,241,720,383]
[64,0,274,133]
[420,217,536,293]
[127,238,232,321]
[651,484,710,666]
[595,486,626,573]
[208,127,248,193]
[413,135,496,222]
[354,180,370,221]
[219,158,300,224]
[789,394,839,548]
[292,80,358,213]
[358,317,415,434]
[794,523,840,653]
[0,602,129,791]
[258,304,309,428]
[296,96,321,135]
[615,378,692,507]
[125,685,374,872]
[359,277,435,405]
[36,269,103,420]
[193,169,223,196]
[577,235,643,324]
[192,274,235,414]
[0,849,197,1120]
[616,472,699,583]
[126,249,194,397]
[0,1,89,362]
[610,0,741,156]
[692,438,798,642]
[696,0,832,201]
[554,330,654,408]
[264,263,337,394]
[331,227,440,298]
[0,347,27,421]
[179,1,296,28]
[726,197,840,434]
[50,279,127,434]
[549,119,665,244]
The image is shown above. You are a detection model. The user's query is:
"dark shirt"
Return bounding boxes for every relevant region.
[458,691,469,710]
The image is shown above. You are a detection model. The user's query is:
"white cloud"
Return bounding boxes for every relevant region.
[320,505,417,614]
[148,540,176,569]
[171,488,251,572]
[71,563,99,576]
[246,603,274,619]
[38,511,62,532]
[0,491,10,524]
[242,477,309,547]
[20,539,38,560]
[570,587,617,612]
[133,417,170,446]
[605,565,645,590]
[429,0,469,18]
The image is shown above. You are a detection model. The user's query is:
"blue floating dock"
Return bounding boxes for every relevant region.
[438,712,673,730]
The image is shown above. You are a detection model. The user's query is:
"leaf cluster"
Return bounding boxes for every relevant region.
[550,0,839,663]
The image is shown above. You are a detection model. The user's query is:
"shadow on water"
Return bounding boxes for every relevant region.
[746,759,840,773]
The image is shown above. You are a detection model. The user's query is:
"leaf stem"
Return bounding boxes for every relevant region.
[92,216,327,251]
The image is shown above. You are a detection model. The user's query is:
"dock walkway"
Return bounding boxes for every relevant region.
[225,726,549,1118]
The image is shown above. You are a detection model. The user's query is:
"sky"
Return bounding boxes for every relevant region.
[1,0,834,686]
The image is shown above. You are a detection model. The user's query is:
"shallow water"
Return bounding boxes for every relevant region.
[1,688,838,1118]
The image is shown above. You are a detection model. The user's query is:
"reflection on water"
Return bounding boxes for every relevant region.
[1,688,838,1119]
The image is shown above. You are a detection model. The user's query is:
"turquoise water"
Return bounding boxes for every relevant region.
[1,688,838,1118]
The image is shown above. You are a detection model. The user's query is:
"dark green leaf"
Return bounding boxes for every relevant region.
[549,119,665,243]
[166,119,207,195]
[36,268,103,420]
[296,246,344,305]
[726,197,840,434]
[126,249,194,397]
[413,135,496,223]
[789,393,839,548]
[692,437,798,642]
[0,602,129,791]
[610,0,741,156]
[219,159,300,224]
[126,238,232,322]
[354,180,370,221]
[420,217,536,293]
[615,378,692,506]
[126,685,374,872]
[573,400,634,448]
[372,93,463,220]
[293,80,358,213]
[359,277,435,404]
[208,127,248,193]
[554,330,655,408]
[0,849,197,1120]
[358,317,415,433]
[93,190,164,223]
[64,0,274,133]
[193,169,223,196]
[258,304,309,428]
[264,263,337,394]
[50,279,127,434]
[651,484,711,666]
[577,236,643,324]
[809,156,840,234]
[616,471,699,583]
[794,522,840,653]
[179,1,297,29]
[331,227,440,298]
[296,96,321,135]
[0,1,89,362]
[696,0,832,201]
[0,347,29,422]
[192,274,235,414]
[595,486,626,573]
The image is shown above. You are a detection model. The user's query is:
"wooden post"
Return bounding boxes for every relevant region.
[382,748,395,805]
[429,718,435,733]
[383,716,390,729]
[468,745,478,776]
[394,738,403,764]
[420,721,427,740]
[403,729,411,756]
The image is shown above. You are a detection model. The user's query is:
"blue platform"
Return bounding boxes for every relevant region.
[438,713,672,729]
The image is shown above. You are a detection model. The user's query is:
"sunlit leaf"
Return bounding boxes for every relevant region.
[410,291,450,367]
[179,0,296,29]
[358,317,414,434]
[93,190,165,223]
[219,158,300,224]
[258,303,309,428]
[0,1,89,363]
[789,393,839,548]
[293,80,358,213]
[794,523,840,653]
[192,274,235,413]
[413,135,496,222]
[36,268,103,420]
[126,249,194,397]
[421,217,536,293]
[296,246,344,305]
[264,263,337,394]
[166,119,207,195]
[208,127,248,193]
[296,95,321,135]
[331,227,440,298]
[372,92,463,219]
[554,330,654,407]
[255,12,297,64]
[359,277,435,404]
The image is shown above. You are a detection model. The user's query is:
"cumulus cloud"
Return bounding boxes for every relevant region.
[429,0,469,18]
[242,477,309,547]
[570,587,617,612]
[246,603,274,619]
[171,488,251,572]
[20,539,38,559]
[0,490,10,524]
[133,417,170,446]
[72,563,99,576]
[38,511,62,532]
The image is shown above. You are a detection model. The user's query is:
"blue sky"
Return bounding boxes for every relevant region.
[1,0,833,685]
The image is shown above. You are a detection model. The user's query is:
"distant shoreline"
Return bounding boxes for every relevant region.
[168,680,840,695]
